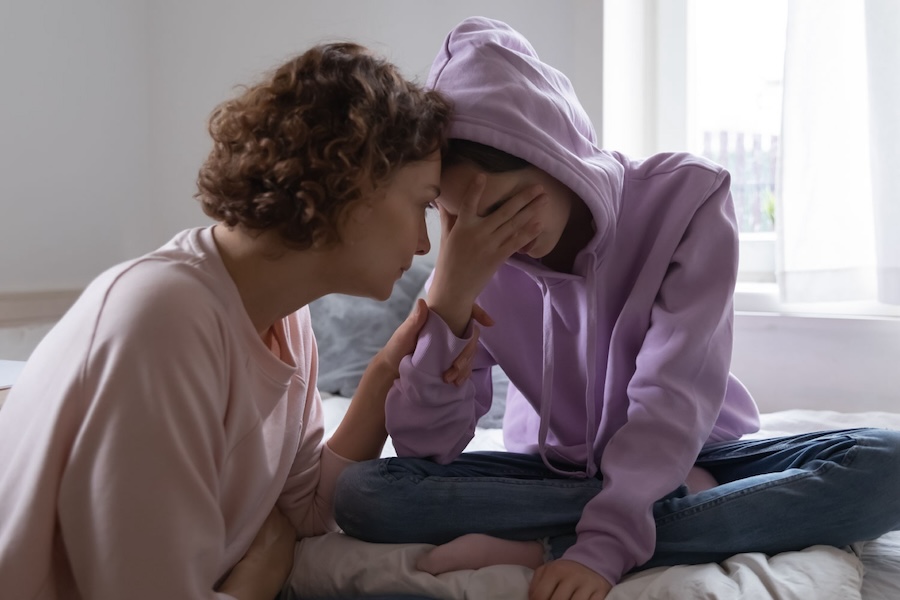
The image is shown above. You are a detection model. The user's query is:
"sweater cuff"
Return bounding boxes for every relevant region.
[319,441,358,511]
[409,308,474,375]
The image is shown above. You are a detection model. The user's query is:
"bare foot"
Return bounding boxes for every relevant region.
[416,533,544,574]
[685,466,718,493]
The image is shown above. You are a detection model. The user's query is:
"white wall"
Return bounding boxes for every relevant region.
[0,0,603,295]
[0,0,152,292]
[732,313,900,414]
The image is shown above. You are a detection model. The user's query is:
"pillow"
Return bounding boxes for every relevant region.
[477,367,509,429]
[309,259,433,397]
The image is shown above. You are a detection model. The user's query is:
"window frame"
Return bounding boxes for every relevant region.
[603,0,778,307]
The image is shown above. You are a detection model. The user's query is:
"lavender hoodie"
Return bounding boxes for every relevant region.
[385,17,760,583]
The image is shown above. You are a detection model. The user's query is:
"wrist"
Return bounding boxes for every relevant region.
[426,286,475,338]
[427,281,476,328]
[218,557,288,600]
[371,349,402,380]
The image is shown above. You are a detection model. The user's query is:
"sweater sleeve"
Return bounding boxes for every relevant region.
[563,171,739,583]
[55,275,250,599]
[277,381,351,536]
[278,311,354,535]
[385,308,495,463]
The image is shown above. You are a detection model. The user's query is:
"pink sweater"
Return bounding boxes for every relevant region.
[0,227,351,599]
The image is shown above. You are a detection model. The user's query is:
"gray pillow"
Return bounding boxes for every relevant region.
[477,366,509,429]
[309,259,433,398]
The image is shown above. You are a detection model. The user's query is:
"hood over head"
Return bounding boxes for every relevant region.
[427,16,624,262]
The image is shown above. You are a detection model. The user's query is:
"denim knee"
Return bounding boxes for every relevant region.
[850,428,900,535]
[333,459,415,542]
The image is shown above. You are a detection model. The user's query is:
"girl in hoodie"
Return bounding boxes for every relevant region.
[0,42,479,600]
[333,17,900,600]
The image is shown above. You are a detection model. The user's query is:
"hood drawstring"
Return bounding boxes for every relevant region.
[536,254,599,479]
[583,254,599,478]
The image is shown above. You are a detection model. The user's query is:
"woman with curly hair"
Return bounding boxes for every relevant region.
[0,42,510,600]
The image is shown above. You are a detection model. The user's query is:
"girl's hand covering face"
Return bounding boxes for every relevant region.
[427,173,546,335]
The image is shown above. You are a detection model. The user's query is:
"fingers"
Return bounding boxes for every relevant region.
[404,298,429,342]
[471,303,495,327]
[400,298,428,334]
[410,298,427,324]
[495,194,545,252]
[485,183,544,230]
[529,561,613,600]
[499,218,543,257]
[442,324,480,385]
[472,183,544,258]
[529,566,557,600]
[438,203,458,238]
[378,298,429,372]
[457,173,487,222]
[530,573,571,600]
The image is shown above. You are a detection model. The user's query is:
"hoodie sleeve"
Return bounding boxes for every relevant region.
[563,170,739,584]
[385,308,495,463]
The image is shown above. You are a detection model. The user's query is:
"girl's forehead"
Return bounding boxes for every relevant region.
[438,166,533,216]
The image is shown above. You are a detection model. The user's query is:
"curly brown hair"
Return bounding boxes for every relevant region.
[196,43,452,250]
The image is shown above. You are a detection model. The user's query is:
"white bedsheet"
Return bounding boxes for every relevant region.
[309,401,900,599]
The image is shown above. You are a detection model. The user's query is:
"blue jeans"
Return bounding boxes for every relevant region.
[334,428,900,570]
[277,588,434,600]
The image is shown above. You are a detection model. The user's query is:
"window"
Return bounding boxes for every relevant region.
[603,0,785,285]
[686,0,787,236]
[688,0,787,285]
[603,0,900,315]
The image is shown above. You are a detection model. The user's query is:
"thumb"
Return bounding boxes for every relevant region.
[457,173,486,222]
[439,204,457,239]
[411,298,427,322]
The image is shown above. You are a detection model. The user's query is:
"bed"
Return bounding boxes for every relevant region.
[294,397,900,600]
[301,262,900,599]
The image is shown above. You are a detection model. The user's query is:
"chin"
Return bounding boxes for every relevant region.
[374,288,393,302]
[372,280,396,302]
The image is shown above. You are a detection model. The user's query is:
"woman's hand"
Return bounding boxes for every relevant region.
[428,174,546,336]
[218,507,297,600]
[331,299,492,462]
[529,559,613,600]
[440,304,494,386]
[378,298,494,385]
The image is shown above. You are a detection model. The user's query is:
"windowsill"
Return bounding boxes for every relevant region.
[735,282,900,319]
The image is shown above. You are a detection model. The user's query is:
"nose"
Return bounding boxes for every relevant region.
[415,218,431,256]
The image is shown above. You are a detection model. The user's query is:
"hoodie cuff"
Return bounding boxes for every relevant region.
[409,308,474,376]
[561,534,634,587]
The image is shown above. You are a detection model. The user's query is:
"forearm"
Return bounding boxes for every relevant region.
[386,320,490,463]
[217,558,288,600]
[326,353,395,461]
[426,281,475,338]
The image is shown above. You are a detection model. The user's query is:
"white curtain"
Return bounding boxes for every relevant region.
[778,0,900,305]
